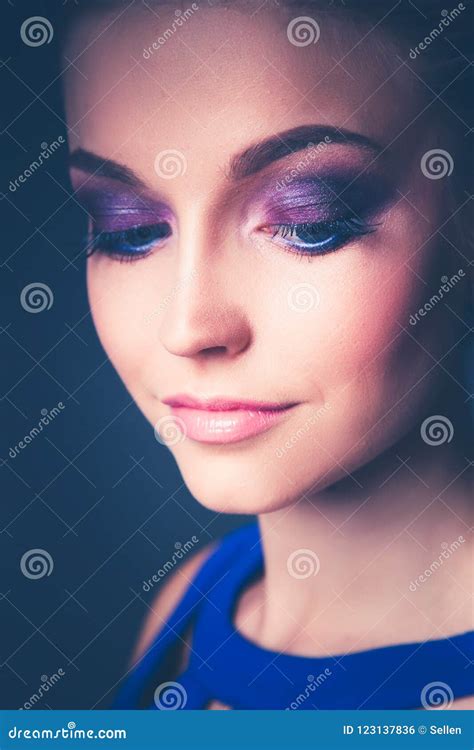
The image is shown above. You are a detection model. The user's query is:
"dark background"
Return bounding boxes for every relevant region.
[0,0,245,710]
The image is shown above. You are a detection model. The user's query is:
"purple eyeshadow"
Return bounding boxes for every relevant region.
[75,184,173,231]
[260,173,392,225]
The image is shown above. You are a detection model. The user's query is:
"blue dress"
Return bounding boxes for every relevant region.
[113,523,474,710]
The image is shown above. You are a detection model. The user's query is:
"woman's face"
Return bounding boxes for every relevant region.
[64,3,459,513]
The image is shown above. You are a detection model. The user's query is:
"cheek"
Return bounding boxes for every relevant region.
[266,235,433,408]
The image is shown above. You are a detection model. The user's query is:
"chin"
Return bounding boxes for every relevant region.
[170,442,328,515]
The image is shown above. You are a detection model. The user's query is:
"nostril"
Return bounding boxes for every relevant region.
[200,345,228,357]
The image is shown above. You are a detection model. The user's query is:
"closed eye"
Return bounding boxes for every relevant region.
[87,222,172,261]
[267,217,378,256]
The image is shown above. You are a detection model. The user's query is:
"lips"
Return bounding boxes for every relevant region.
[162,394,296,444]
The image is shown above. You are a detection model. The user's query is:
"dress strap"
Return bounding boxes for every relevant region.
[112,523,258,709]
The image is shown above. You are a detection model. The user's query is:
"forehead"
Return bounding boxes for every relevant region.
[63,5,423,170]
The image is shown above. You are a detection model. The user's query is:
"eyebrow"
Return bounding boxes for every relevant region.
[69,125,382,187]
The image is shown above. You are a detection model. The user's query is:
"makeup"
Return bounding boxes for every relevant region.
[162,395,297,444]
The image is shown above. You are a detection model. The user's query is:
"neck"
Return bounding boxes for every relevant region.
[255,431,472,654]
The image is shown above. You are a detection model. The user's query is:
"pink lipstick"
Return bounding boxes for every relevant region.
[162,394,296,444]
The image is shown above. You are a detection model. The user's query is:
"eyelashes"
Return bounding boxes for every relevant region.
[86,215,377,262]
[269,216,378,255]
[86,216,376,262]
[87,222,172,261]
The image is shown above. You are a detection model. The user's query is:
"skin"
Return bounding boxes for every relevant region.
[63,2,472,709]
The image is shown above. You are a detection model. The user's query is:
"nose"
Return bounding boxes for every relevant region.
[158,219,252,360]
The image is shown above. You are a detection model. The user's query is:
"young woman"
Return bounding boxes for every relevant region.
[61,0,473,709]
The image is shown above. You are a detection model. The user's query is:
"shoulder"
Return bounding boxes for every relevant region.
[132,540,217,663]
[131,523,258,665]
